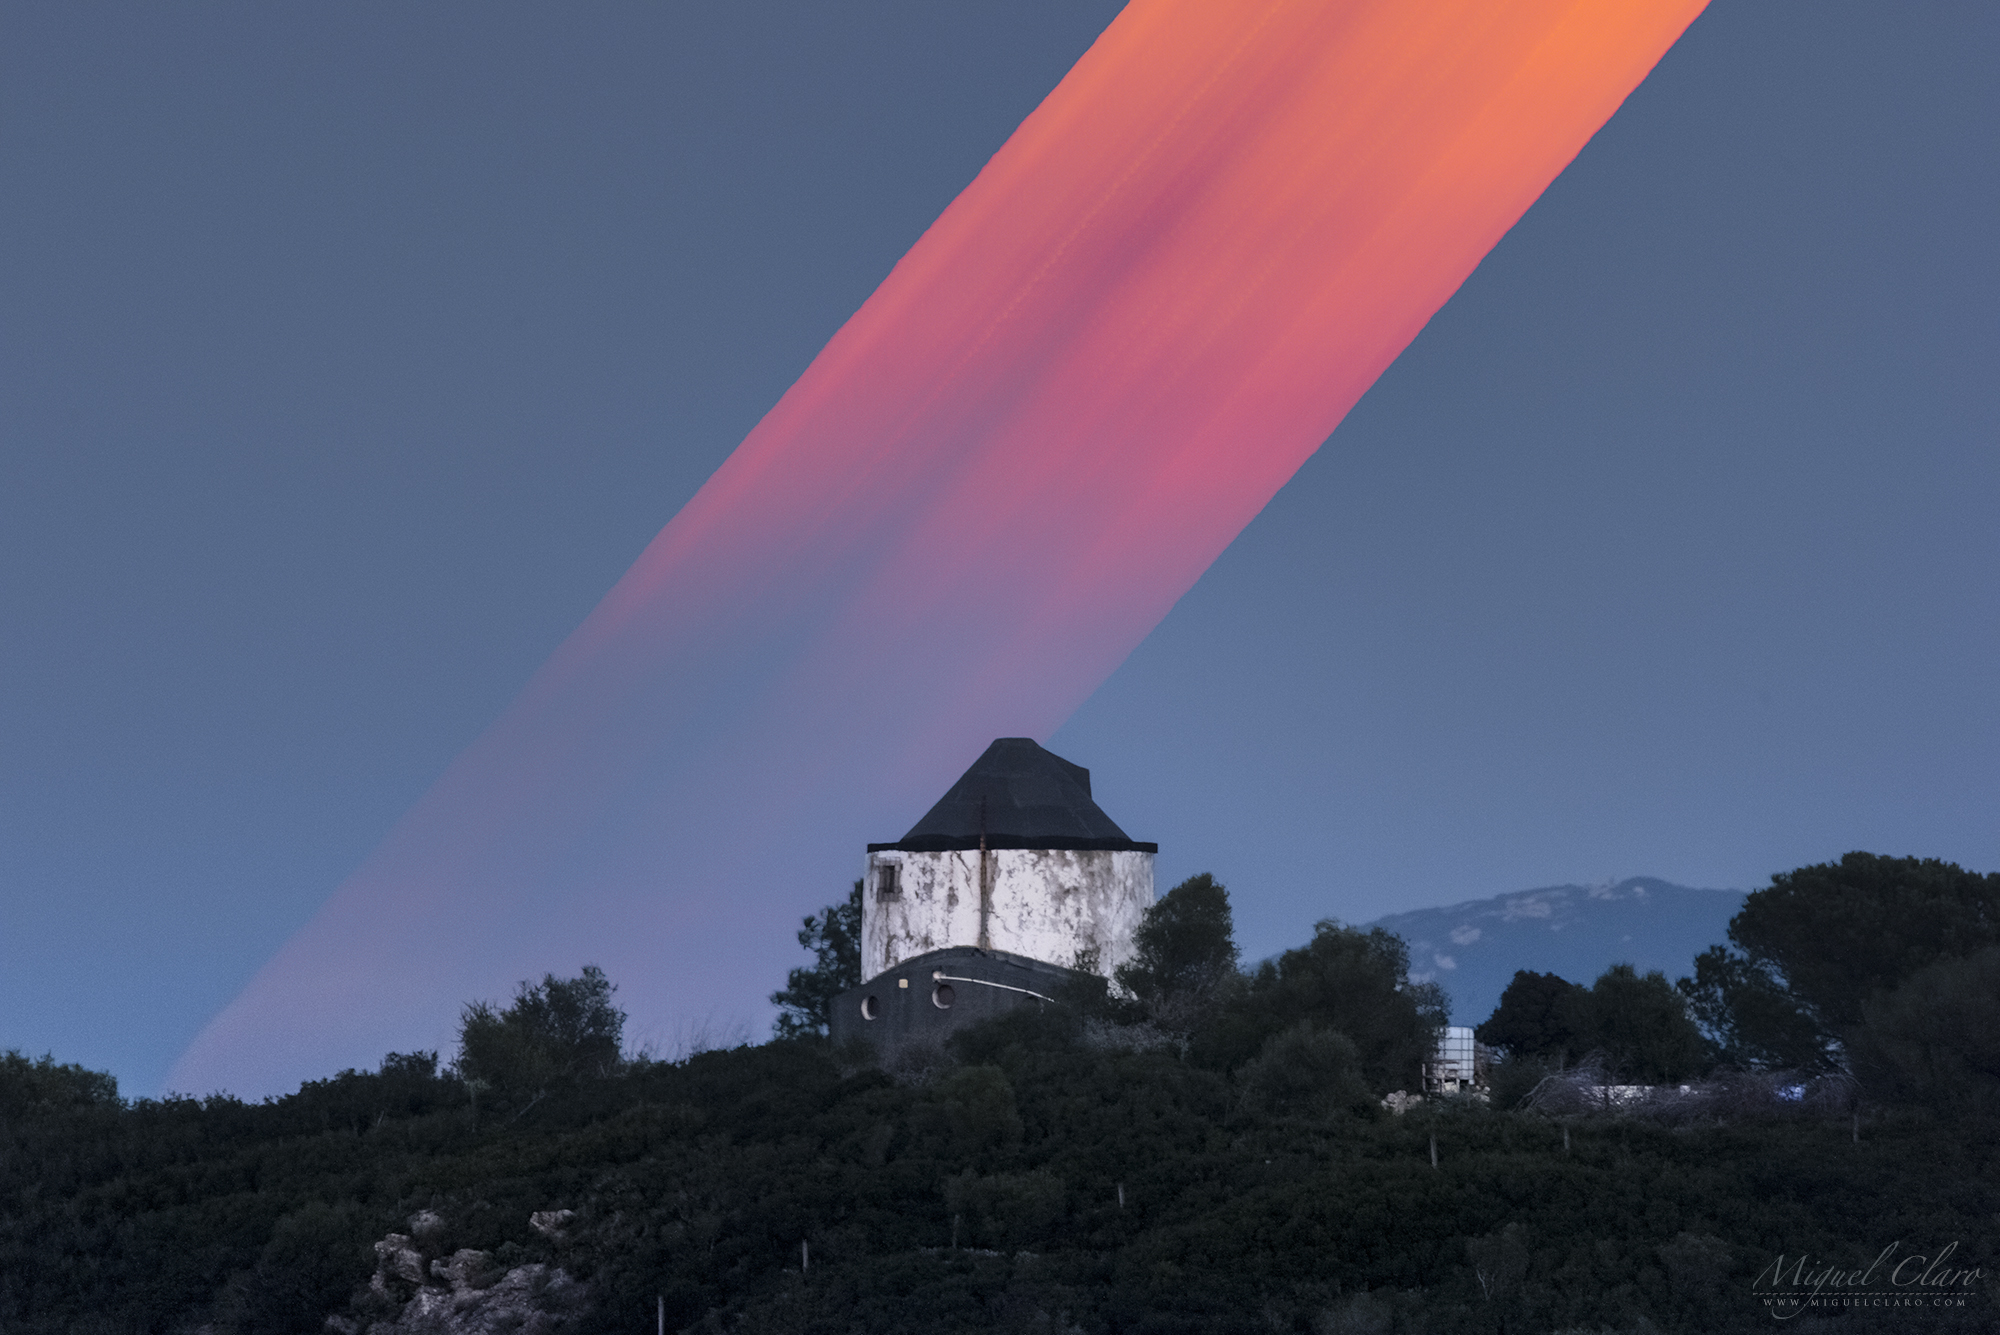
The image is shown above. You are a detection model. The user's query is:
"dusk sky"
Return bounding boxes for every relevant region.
[4,2,1994,1098]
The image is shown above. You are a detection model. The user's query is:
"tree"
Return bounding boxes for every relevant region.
[1678,852,2000,1070]
[1570,963,1708,1082]
[771,880,863,1039]
[1199,921,1444,1093]
[1475,970,1586,1062]
[1479,965,1706,1082]
[1679,945,1833,1071]
[456,965,625,1099]
[1848,945,2000,1109]
[1114,872,1239,1028]
[1730,853,1999,1030]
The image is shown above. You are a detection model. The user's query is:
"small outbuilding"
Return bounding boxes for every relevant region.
[827,945,1098,1055]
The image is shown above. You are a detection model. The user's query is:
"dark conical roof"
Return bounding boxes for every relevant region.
[869,738,1157,853]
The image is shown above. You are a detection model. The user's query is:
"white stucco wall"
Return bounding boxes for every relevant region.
[862,847,1153,982]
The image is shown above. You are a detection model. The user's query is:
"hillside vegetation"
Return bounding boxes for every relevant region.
[2,854,1995,1334]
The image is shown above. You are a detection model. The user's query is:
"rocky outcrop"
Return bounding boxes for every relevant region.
[327,1210,588,1335]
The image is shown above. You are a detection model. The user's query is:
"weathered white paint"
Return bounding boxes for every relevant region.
[862,848,1153,983]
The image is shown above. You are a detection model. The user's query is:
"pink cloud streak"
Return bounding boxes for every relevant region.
[174,0,1705,1096]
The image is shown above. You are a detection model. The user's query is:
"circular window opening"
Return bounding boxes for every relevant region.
[931,983,956,1010]
[860,995,880,1021]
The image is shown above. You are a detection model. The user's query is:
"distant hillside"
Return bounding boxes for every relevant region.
[1367,877,1745,1027]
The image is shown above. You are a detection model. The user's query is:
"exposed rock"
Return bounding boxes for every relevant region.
[527,1209,575,1241]
[430,1248,505,1291]
[335,1213,588,1334]
[375,1234,427,1285]
[366,1261,585,1335]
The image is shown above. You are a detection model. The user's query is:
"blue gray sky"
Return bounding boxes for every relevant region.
[4,2,1994,1095]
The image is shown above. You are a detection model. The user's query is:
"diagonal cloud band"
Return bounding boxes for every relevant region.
[173,0,1705,1097]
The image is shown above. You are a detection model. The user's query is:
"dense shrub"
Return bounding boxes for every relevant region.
[458,965,626,1103]
[1849,944,2000,1110]
[6,1004,1996,1334]
[1475,970,1584,1062]
[0,1049,120,1112]
[1194,920,1446,1092]
[11,860,2000,1332]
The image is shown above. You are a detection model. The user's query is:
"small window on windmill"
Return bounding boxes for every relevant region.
[877,862,901,899]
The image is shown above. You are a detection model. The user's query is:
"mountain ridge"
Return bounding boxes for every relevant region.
[1364,876,1746,1026]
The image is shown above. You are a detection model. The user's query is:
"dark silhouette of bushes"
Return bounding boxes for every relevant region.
[1478,964,1707,1083]
[1849,944,2000,1111]
[8,862,2000,1333]
[457,964,626,1107]
[1193,918,1446,1093]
